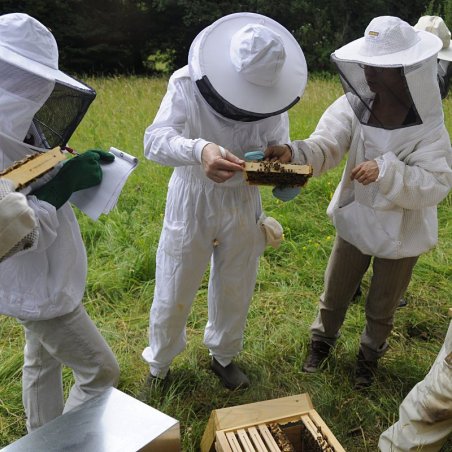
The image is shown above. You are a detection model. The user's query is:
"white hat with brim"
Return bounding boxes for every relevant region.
[189,12,307,115]
[414,15,452,62]
[438,43,452,61]
[334,16,442,67]
[0,13,90,91]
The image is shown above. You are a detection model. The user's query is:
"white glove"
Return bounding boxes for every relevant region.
[258,214,284,249]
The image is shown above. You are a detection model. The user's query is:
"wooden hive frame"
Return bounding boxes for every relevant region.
[0,147,65,190]
[244,161,313,187]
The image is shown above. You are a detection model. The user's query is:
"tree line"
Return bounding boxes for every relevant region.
[2,0,452,76]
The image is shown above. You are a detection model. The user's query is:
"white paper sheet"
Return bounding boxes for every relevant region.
[69,147,138,220]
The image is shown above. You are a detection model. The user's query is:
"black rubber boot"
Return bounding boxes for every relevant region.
[211,357,250,390]
[354,349,378,390]
[302,340,332,373]
[352,284,362,300]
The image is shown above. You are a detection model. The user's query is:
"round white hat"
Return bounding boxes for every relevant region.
[0,13,90,91]
[189,12,307,117]
[414,15,452,62]
[334,16,442,66]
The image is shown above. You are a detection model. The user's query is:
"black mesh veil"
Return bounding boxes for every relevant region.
[26,80,96,149]
[196,75,300,122]
[331,55,422,130]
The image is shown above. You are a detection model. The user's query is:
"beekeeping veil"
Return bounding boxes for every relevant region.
[188,12,307,122]
[331,16,443,159]
[0,13,95,168]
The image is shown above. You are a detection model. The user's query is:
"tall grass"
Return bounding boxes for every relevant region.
[0,75,451,451]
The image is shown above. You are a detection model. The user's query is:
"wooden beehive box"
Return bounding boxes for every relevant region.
[201,394,345,452]
[244,161,313,187]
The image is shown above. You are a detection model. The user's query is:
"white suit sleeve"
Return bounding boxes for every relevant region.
[379,320,452,451]
[376,132,452,210]
[144,73,209,167]
[24,195,60,253]
[290,96,352,176]
[0,180,37,259]
[0,193,61,259]
[267,112,290,145]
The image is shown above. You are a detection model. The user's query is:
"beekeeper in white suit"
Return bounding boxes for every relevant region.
[379,311,452,451]
[142,12,307,389]
[265,16,452,389]
[0,13,119,432]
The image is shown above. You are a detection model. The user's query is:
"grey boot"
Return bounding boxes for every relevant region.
[211,358,250,390]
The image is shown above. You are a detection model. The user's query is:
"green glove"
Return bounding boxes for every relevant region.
[85,149,115,163]
[33,150,115,209]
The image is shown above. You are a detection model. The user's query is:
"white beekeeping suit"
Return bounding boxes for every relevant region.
[0,13,119,432]
[379,315,452,451]
[142,12,307,389]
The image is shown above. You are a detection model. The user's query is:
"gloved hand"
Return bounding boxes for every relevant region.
[272,186,301,202]
[33,149,114,209]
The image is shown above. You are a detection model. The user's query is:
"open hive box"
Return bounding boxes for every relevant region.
[201,394,345,452]
[244,161,313,187]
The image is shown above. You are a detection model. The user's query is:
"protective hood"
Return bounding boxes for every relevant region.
[332,16,444,156]
[0,13,95,158]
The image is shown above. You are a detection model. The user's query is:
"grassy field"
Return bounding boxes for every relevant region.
[0,75,451,451]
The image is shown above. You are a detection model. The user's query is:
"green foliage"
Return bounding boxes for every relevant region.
[425,0,452,26]
[0,0,436,74]
[0,76,451,451]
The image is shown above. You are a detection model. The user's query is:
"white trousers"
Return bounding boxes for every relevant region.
[20,303,120,432]
[379,320,452,451]
[142,173,266,378]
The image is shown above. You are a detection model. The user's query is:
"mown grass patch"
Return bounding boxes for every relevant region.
[1,75,451,451]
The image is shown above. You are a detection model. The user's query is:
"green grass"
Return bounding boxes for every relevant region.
[1,75,451,451]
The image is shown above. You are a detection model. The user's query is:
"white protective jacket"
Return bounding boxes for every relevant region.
[0,75,87,320]
[291,94,452,259]
[144,66,289,183]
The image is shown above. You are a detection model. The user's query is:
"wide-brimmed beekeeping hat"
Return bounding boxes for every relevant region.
[188,12,307,121]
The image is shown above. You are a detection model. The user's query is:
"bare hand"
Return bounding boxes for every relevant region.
[201,143,244,183]
[264,145,292,163]
[350,160,379,185]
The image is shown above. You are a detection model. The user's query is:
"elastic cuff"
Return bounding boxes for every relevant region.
[286,143,295,161]
[290,141,308,164]
[211,356,232,367]
[376,152,397,181]
[194,139,211,163]
[150,367,169,379]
